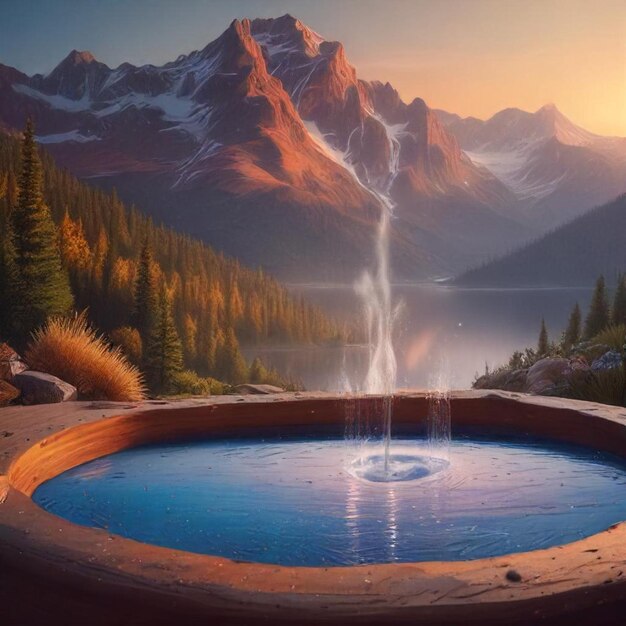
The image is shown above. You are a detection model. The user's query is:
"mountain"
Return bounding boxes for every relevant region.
[439,104,626,229]
[456,194,626,287]
[0,15,530,280]
[250,16,525,270]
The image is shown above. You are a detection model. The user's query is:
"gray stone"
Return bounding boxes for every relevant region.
[526,358,570,395]
[235,384,285,395]
[504,368,528,392]
[591,350,623,371]
[12,371,77,405]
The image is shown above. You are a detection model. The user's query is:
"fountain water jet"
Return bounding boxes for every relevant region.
[348,117,451,481]
[354,205,398,473]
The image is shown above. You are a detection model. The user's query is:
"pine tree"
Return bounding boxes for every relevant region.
[9,119,73,340]
[537,318,549,356]
[216,327,248,384]
[0,222,17,338]
[612,275,626,327]
[563,302,581,351]
[144,285,183,394]
[584,275,610,339]
[249,357,268,383]
[131,237,158,340]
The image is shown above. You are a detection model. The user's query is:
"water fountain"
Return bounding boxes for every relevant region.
[9,364,626,624]
[348,120,451,482]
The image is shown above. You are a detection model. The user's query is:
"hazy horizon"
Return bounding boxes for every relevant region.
[1,0,624,136]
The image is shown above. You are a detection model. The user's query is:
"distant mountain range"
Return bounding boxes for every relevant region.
[457,194,626,287]
[0,14,624,281]
[437,104,626,230]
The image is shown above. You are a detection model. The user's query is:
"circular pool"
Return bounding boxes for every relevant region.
[33,436,626,566]
[4,392,626,626]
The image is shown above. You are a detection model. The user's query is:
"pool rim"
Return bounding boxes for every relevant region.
[2,390,626,623]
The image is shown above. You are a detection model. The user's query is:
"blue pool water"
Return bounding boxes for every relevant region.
[33,437,626,566]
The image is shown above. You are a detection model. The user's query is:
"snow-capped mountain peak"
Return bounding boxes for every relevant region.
[440,104,626,226]
[3,15,620,280]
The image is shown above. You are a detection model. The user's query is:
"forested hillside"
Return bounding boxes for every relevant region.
[457,194,626,287]
[0,128,344,389]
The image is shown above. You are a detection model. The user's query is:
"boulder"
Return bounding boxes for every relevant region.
[0,380,19,407]
[0,343,28,381]
[591,350,623,371]
[235,384,285,395]
[503,368,528,392]
[12,371,77,405]
[526,358,570,395]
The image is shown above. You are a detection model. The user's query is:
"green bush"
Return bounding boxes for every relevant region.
[169,371,228,396]
[568,367,625,407]
[592,324,626,351]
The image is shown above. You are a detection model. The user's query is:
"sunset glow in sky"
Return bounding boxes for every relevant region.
[2,0,625,135]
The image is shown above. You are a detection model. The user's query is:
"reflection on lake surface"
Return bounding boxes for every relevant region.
[243,284,594,391]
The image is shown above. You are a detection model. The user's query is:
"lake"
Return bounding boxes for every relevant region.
[243,284,595,391]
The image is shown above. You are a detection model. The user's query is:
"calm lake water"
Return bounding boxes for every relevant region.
[243,284,594,391]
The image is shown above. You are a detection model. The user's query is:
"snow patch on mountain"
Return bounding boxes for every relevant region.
[465,142,567,201]
[36,130,100,144]
[13,83,92,112]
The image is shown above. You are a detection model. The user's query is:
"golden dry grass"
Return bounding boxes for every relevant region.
[569,367,625,407]
[593,324,626,351]
[26,313,145,402]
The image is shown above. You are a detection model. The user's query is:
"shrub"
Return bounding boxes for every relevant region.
[171,369,211,396]
[26,313,145,401]
[109,326,142,364]
[168,370,230,396]
[206,377,227,395]
[568,367,625,407]
[592,324,626,351]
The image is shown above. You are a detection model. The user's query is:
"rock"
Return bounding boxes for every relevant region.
[567,356,590,373]
[0,380,19,407]
[505,569,522,582]
[473,368,515,391]
[526,358,570,394]
[503,368,528,392]
[12,371,77,405]
[0,343,27,381]
[574,342,611,363]
[592,350,623,371]
[235,384,285,395]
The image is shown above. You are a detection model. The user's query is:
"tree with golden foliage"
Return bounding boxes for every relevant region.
[59,210,91,270]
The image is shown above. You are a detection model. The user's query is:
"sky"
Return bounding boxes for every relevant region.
[1,0,625,135]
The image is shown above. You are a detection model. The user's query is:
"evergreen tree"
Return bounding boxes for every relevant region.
[612,274,626,327]
[584,275,610,339]
[0,222,17,338]
[249,357,268,383]
[144,285,183,394]
[537,318,549,355]
[563,302,581,350]
[9,119,72,339]
[216,327,248,384]
[131,237,158,340]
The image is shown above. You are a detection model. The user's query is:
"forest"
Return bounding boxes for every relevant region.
[457,194,626,287]
[0,122,346,394]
